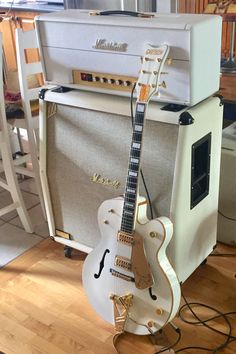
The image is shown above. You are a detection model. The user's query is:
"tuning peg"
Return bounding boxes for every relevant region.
[167,58,172,65]
[159,81,167,89]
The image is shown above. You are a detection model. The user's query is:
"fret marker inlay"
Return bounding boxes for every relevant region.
[135,125,143,132]
[131,158,139,164]
[132,142,141,149]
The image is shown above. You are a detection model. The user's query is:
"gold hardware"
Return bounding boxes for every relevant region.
[131,232,154,290]
[90,173,120,189]
[55,229,71,240]
[147,320,155,328]
[103,220,109,224]
[111,294,133,332]
[156,308,164,316]
[115,255,132,271]
[167,58,172,65]
[149,231,158,238]
[117,231,134,246]
[73,70,136,93]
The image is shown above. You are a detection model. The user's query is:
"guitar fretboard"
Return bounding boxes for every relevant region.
[120,102,147,234]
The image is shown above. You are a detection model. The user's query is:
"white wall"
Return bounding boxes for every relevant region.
[156,0,178,13]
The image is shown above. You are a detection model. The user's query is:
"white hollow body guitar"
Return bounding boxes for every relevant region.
[82,44,181,335]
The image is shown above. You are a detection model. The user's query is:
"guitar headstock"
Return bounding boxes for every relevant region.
[136,44,169,103]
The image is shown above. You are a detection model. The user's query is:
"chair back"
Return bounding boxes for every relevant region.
[0,32,10,140]
[15,28,43,126]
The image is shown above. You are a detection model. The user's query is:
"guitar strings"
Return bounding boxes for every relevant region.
[130,82,154,219]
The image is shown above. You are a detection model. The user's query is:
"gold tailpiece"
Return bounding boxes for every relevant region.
[110,294,133,333]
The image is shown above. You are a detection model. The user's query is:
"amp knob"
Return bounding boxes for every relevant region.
[115,79,123,86]
[108,78,115,84]
[100,77,108,83]
[123,81,132,87]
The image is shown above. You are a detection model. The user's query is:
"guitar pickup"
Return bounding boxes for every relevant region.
[115,255,132,271]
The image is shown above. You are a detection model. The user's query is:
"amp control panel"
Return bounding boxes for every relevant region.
[72,70,137,93]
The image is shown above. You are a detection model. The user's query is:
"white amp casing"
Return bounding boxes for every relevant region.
[217,122,236,245]
[35,10,222,106]
[39,89,223,282]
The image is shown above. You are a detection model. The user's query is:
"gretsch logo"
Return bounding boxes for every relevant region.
[90,173,121,189]
[146,48,163,55]
[93,39,128,52]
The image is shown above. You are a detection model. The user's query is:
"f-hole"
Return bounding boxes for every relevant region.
[149,287,157,301]
[94,249,110,279]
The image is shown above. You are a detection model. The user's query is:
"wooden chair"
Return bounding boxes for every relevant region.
[5,28,46,218]
[0,32,33,233]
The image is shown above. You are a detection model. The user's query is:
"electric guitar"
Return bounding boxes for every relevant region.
[82,44,181,335]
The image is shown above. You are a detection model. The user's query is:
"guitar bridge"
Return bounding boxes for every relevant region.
[110,293,133,332]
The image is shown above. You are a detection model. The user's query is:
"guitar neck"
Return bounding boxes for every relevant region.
[120,102,147,234]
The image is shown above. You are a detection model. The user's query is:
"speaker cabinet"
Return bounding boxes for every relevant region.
[39,90,223,282]
[217,122,236,246]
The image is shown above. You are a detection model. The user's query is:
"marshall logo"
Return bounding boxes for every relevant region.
[90,173,121,189]
[93,39,128,52]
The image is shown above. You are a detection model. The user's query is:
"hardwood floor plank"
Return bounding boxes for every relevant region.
[0,239,235,353]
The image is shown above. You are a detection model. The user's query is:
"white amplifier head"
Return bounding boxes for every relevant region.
[35,10,222,106]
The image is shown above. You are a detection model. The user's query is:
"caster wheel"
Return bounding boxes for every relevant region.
[64,246,72,258]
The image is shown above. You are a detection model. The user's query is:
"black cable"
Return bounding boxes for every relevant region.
[209,253,236,257]
[218,210,236,222]
[130,83,154,219]
[176,291,236,353]
[154,325,182,354]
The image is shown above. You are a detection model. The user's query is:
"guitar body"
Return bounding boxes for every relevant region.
[82,196,181,335]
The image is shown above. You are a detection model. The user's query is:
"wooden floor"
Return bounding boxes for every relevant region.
[0,239,235,354]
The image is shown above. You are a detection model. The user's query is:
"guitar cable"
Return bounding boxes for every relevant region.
[218,209,236,222]
[175,291,236,353]
[129,86,236,353]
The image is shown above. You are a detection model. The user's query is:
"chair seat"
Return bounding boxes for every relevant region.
[7,114,39,130]
[6,99,39,130]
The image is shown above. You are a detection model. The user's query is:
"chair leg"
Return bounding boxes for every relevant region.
[27,128,47,220]
[16,127,26,180]
[16,127,25,155]
[1,137,33,233]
